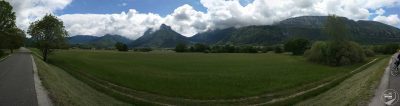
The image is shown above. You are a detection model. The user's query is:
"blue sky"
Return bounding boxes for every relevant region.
[59,0,256,16]
[59,0,206,16]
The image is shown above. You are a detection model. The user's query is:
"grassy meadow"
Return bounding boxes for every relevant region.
[45,49,366,100]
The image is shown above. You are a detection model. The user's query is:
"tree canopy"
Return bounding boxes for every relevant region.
[0,0,25,53]
[284,38,310,55]
[115,42,128,51]
[28,14,69,61]
[305,15,366,66]
[0,0,16,32]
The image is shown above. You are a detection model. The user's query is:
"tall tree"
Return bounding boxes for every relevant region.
[0,0,16,49]
[4,28,25,53]
[175,43,187,52]
[306,15,366,66]
[325,15,349,43]
[115,42,128,51]
[28,14,69,62]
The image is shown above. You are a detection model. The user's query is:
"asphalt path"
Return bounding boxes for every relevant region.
[0,48,38,106]
[370,53,400,106]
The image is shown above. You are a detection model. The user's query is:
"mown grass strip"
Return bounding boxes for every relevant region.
[31,50,129,105]
[295,56,389,106]
[266,57,383,106]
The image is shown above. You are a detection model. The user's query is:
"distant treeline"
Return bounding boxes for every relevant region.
[175,42,399,55]
[175,43,288,53]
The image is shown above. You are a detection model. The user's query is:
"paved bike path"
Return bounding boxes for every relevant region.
[0,48,38,106]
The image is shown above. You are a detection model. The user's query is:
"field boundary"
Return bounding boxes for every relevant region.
[31,55,53,106]
[52,54,381,105]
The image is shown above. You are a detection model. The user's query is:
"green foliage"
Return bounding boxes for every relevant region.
[28,14,69,61]
[0,50,3,57]
[325,15,349,42]
[383,43,399,54]
[363,48,375,57]
[284,38,310,55]
[0,0,22,51]
[305,41,366,66]
[306,15,366,66]
[274,45,284,53]
[175,43,187,52]
[133,48,153,52]
[114,42,128,51]
[238,46,258,53]
[371,43,399,54]
[192,43,209,52]
[4,28,25,53]
[0,0,16,32]
[305,41,329,64]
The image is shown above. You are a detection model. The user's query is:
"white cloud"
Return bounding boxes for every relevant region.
[60,10,164,39]
[164,4,210,36]
[373,14,400,26]
[375,8,386,15]
[5,0,400,39]
[119,2,127,7]
[5,0,72,31]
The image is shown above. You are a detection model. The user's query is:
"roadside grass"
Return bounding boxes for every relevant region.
[0,50,11,61]
[295,56,389,106]
[43,49,376,105]
[31,50,130,105]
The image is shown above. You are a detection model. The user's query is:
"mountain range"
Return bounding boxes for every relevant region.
[68,34,132,48]
[68,16,400,48]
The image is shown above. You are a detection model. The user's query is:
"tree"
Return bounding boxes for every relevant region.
[28,14,69,62]
[382,43,399,54]
[4,28,25,53]
[193,43,208,52]
[274,45,283,53]
[115,42,128,51]
[0,0,16,52]
[305,15,366,66]
[324,15,349,43]
[0,0,15,33]
[175,43,187,52]
[284,38,310,55]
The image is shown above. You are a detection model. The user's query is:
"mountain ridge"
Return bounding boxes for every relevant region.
[70,16,400,48]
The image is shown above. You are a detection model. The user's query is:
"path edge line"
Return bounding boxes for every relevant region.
[31,55,53,106]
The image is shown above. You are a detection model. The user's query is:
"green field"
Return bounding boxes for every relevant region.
[46,49,365,101]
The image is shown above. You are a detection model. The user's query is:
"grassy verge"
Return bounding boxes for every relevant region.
[295,56,389,106]
[31,51,129,105]
[0,50,10,61]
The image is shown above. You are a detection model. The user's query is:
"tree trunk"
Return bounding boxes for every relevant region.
[43,48,48,62]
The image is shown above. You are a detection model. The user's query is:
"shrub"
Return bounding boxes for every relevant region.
[383,43,399,54]
[115,42,128,51]
[133,48,152,52]
[274,45,283,53]
[284,38,310,55]
[0,50,3,57]
[364,48,375,57]
[305,41,366,66]
[304,41,330,64]
[239,46,258,53]
[175,43,187,52]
